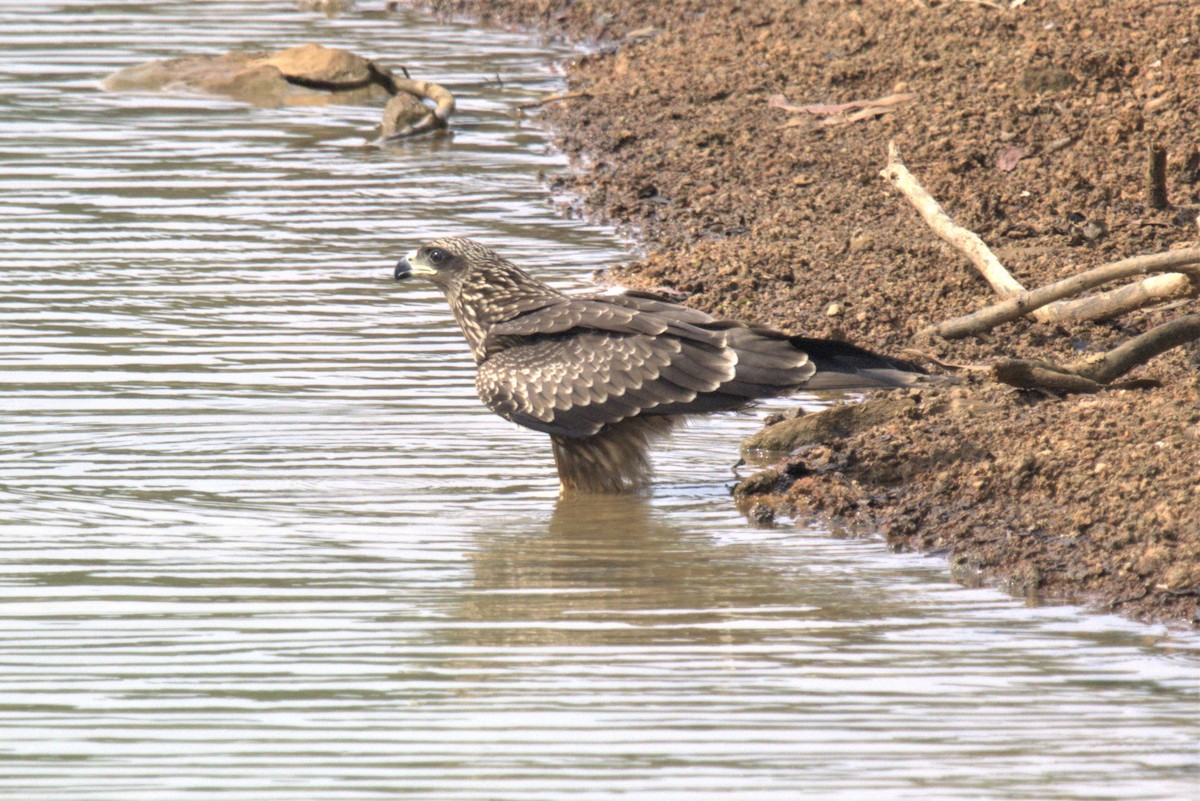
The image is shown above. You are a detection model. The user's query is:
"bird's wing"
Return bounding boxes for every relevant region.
[590,289,720,325]
[481,298,726,357]
[475,330,737,438]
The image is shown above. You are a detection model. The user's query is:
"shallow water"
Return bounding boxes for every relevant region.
[0,3,1196,800]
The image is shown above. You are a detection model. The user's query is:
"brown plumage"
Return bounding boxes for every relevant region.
[394,237,926,494]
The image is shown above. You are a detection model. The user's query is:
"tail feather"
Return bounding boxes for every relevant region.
[788,336,928,391]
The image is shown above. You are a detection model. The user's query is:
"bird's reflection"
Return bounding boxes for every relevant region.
[446,493,888,650]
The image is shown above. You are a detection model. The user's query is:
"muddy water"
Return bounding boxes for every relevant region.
[0,3,1196,800]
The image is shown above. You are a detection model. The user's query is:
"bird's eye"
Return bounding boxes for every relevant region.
[427,248,448,265]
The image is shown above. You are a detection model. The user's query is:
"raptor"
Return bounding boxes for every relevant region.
[394,237,926,494]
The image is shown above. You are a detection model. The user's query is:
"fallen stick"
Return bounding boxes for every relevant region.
[516,91,592,110]
[1147,144,1169,210]
[991,360,1104,393]
[1037,271,1195,324]
[814,106,894,127]
[882,141,1199,333]
[992,314,1200,392]
[1070,313,1200,384]
[770,92,915,116]
[898,349,990,372]
[920,249,1200,339]
[880,141,1031,301]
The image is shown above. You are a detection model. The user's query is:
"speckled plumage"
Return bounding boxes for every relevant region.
[395,237,924,494]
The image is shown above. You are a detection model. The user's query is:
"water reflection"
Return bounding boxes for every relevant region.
[457,496,814,647]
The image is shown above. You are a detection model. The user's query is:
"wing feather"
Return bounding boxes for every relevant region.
[472,291,894,440]
[482,297,725,357]
[476,331,731,438]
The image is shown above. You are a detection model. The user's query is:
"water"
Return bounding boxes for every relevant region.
[0,3,1196,799]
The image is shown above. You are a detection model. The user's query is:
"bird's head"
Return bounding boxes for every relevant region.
[394,237,493,289]
[392,238,563,360]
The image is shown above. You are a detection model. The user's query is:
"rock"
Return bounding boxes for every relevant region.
[746,502,775,526]
[254,44,377,89]
[101,52,274,101]
[848,233,875,252]
[733,468,781,497]
[741,396,918,454]
[825,302,843,317]
[102,44,394,109]
[1081,220,1108,242]
[382,92,432,138]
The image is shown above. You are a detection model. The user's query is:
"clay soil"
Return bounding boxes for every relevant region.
[415,0,1200,626]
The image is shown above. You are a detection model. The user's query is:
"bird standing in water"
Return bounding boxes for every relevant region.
[394,238,925,494]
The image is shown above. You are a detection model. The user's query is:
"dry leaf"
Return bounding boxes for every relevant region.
[996,145,1027,172]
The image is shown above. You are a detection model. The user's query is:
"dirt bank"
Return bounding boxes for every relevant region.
[414,0,1199,626]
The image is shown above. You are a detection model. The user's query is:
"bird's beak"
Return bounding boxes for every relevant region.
[395,249,437,281]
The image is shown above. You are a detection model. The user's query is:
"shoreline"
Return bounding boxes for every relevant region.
[413,0,1199,626]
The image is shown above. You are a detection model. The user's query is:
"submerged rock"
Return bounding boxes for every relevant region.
[101,44,394,108]
[102,43,454,138]
[254,43,380,89]
[382,92,431,137]
[379,79,456,140]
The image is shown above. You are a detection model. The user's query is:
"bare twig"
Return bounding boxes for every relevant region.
[881,141,1030,300]
[882,141,1199,336]
[899,349,990,372]
[783,106,897,129]
[1038,272,1195,324]
[991,360,1104,393]
[922,249,1200,339]
[516,90,592,110]
[1070,314,1200,384]
[992,315,1200,393]
[770,92,915,116]
[1147,145,1169,209]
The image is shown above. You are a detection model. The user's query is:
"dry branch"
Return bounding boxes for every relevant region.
[921,249,1200,339]
[770,92,915,116]
[1147,145,1169,209]
[881,141,1200,335]
[992,315,1200,392]
[1071,314,1200,384]
[815,106,894,127]
[880,141,1029,300]
[991,360,1104,393]
[1039,272,1195,324]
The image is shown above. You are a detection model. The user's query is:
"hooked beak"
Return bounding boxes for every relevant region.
[394,249,437,281]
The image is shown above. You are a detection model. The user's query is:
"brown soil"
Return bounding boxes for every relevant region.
[414,0,1200,626]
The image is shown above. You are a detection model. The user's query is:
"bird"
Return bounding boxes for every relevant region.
[394,237,928,494]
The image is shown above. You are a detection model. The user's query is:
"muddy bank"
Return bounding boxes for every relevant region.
[414,1,1199,625]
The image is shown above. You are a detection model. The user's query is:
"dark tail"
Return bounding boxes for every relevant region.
[789,336,930,391]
